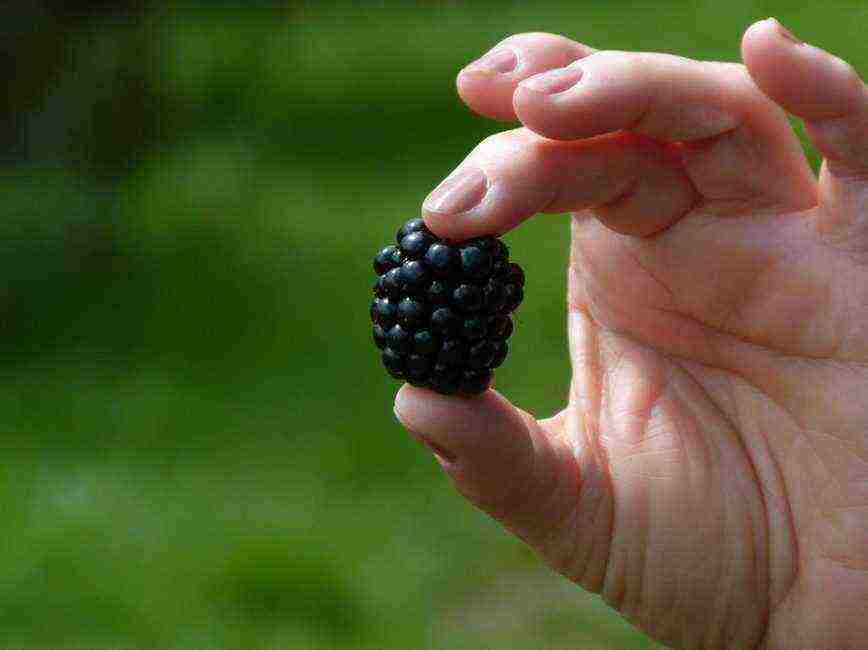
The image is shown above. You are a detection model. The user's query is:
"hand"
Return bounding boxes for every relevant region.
[393,19,868,649]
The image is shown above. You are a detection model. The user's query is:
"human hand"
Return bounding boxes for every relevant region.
[394,19,868,649]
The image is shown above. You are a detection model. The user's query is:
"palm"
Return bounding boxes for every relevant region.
[566,204,868,647]
[395,21,868,649]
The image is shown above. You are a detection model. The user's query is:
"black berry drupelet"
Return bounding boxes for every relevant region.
[371,217,524,395]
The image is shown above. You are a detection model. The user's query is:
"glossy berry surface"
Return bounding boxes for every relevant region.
[396,218,427,242]
[370,217,525,395]
[424,243,457,277]
[373,245,401,275]
[452,284,483,313]
[399,260,429,292]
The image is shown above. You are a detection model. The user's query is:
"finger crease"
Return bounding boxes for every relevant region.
[598,175,641,210]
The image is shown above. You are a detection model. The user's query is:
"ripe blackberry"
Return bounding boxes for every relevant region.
[412,330,439,356]
[381,268,404,299]
[400,260,429,293]
[400,231,435,259]
[396,218,428,242]
[452,283,483,313]
[461,316,487,341]
[385,323,412,354]
[397,297,427,329]
[373,245,402,275]
[371,217,524,395]
[424,243,457,277]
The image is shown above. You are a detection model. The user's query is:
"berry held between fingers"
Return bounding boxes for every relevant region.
[371,217,524,395]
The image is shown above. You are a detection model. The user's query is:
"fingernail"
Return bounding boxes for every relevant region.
[422,167,488,216]
[464,48,517,74]
[769,17,803,45]
[520,66,584,95]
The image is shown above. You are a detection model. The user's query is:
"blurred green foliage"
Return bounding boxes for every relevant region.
[0,1,865,648]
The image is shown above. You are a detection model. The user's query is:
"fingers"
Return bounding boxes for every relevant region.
[511,49,817,209]
[456,32,595,122]
[514,48,763,141]
[422,127,698,241]
[393,385,585,554]
[742,18,868,259]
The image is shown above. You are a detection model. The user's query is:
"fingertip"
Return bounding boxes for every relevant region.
[743,17,864,121]
[454,44,522,122]
[741,18,794,73]
[421,210,498,243]
[741,17,779,50]
[393,383,436,428]
[422,197,515,243]
[454,33,595,123]
[456,68,521,122]
[393,383,495,432]
[395,382,509,430]
[393,383,438,429]
[392,383,414,428]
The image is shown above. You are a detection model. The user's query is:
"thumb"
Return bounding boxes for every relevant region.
[393,385,585,561]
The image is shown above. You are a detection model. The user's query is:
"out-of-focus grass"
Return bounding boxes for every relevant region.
[0,1,865,648]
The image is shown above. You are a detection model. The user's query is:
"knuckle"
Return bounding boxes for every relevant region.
[477,132,505,151]
[830,55,863,87]
[475,127,529,155]
[714,60,782,109]
[704,59,748,85]
[582,49,626,64]
[500,31,571,45]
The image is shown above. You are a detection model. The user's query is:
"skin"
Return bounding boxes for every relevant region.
[393,19,868,650]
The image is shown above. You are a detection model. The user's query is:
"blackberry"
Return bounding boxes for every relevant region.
[371,297,397,328]
[459,369,493,395]
[400,260,429,293]
[502,283,524,314]
[400,231,436,259]
[397,218,429,243]
[397,297,427,329]
[370,217,525,395]
[430,363,461,394]
[461,316,487,341]
[467,340,496,370]
[489,314,513,341]
[382,348,404,378]
[452,283,483,313]
[459,244,493,281]
[386,323,412,354]
[430,306,461,337]
[381,268,404,299]
[438,339,466,366]
[413,330,439,356]
[427,280,449,305]
[424,243,457,278]
[373,245,402,275]
[482,278,507,312]
[373,324,387,349]
[490,341,508,369]
[506,262,525,287]
[405,353,432,377]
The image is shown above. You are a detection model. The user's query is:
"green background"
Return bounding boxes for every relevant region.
[1,1,864,648]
